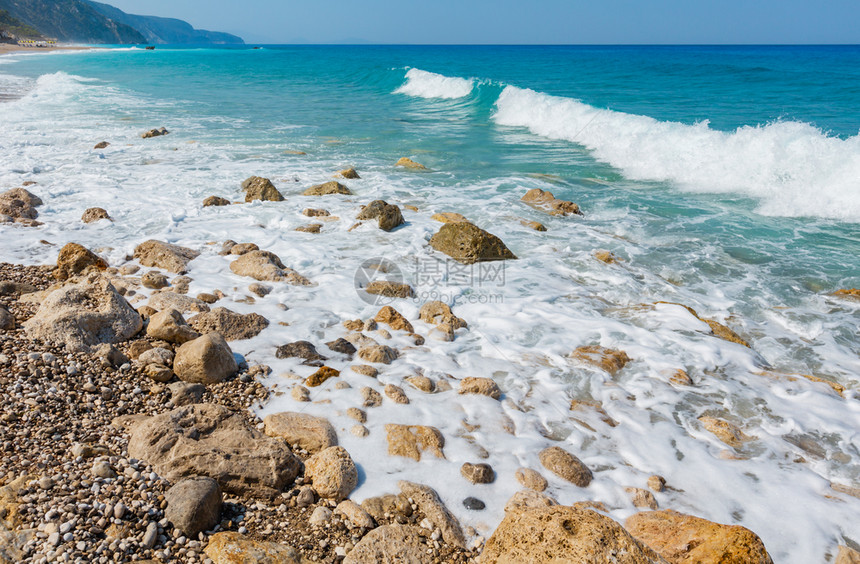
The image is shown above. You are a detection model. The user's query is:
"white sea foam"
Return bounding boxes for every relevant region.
[494,86,860,222]
[395,68,474,99]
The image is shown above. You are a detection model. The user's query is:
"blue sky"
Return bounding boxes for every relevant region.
[103,0,860,44]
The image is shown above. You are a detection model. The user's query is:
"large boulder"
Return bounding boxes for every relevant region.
[263,412,338,453]
[23,275,142,352]
[539,446,593,487]
[303,181,352,196]
[624,510,773,564]
[173,333,238,384]
[242,176,284,203]
[480,506,665,564]
[429,222,516,264]
[204,532,309,564]
[188,307,269,341]
[521,188,582,216]
[54,243,108,281]
[134,240,200,274]
[304,446,358,502]
[398,481,465,548]
[230,250,311,285]
[123,403,301,499]
[165,477,222,537]
[343,525,431,564]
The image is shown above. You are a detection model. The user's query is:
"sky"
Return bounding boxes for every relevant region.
[102,0,860,45]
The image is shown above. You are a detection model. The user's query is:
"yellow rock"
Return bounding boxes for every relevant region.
[395,157,427,170]
[431,212,468,223]
[204,532,310,564]
[571,345,631,374]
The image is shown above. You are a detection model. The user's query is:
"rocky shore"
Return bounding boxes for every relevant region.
[0,171,857,564]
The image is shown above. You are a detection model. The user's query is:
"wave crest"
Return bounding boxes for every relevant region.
[394,68,474,99]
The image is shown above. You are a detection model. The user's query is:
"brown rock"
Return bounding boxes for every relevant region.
[431,212,468,224]
[295,223,321,233]
[146,308,200,344]
[337,167,360,179]
[124,403,301,499]
[834,288,860,300]
[55,242,108,280]
[384,384,409,404]
[302,181,352,196]
[521,219,547,231]
[521,188,582,216]
[365,281,414,298]
[625,509,773,564]
[504,489,558,512]
[141,127,168,138]
[148,291,210,314]
[230,250,311,285]
[82,207,111,223]
[837,546,860,564]
[482,506,664,564]
[306,366,340,387]
[305,446,358,502]
[429,222,516,264]
[395,157,427,170]
[361,494,413,522]
[336,500,375,529]
[204,532,309,564]
[303,208,330,217]
[173,333,238,384]
[648,475,667,492]
[343,525,429,564]
[356,200,404,231]
[571,345,631,374]
[141,271,169,289]
[374,305,413,332]
[352,364,378,378]
[94,141,109,149]
[134,240,200,274]
[418,301,467,330]
[362,387,383,407]
[405,375,435,393]
[203,196,231,207]
[461,462,494,484]
[0,188,41,221]
[0,306,13,331]
[230,243,260,255]
[241,176,284,202]
[594,249,620,263]
[458,376,502,400]
[698,416,750,449]
[626,487,659,509]
[657,302,750,348]
[358,345,398,364]
[263,412,337,453]
[539,446,593,487]
[398,481,465,548]
[515,468,548,492]
[187,307,269,341]
[165,476,222,537]
[385,425,444,461]
[326,337,356,356]
[276,340,327,363]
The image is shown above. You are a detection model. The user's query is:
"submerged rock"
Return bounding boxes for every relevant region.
[203,196,231,207]
[431,212,468,224]
[141,127,169,138]
[356,199,405,231]
[429,222,516,264]
[395,157,427,170]
[82,207,111,223]
[303,181,352,196]
[365,280,414,298]
[571,345,631,374]
[521,188,582,216]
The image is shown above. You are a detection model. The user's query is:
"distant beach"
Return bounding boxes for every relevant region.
[0,44,90,54]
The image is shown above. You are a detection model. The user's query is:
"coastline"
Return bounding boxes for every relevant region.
[0,44,92,55]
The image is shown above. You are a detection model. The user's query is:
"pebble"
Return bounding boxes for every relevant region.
[463,497,486,511]
[142,521,158,548]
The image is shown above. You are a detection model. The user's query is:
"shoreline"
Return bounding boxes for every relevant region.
[0,44,92,55]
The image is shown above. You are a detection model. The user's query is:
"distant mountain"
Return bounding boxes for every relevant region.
[85,1,244,45]
[0,0,145,43]
[0,8,40,38]
[0,0,243,45]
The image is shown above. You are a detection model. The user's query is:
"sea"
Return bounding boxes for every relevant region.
[1,45,859,561]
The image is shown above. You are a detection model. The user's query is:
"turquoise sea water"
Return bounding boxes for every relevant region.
[1,45,859,561]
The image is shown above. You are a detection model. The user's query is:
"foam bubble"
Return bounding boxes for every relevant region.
[494,86,860,222]
[395,68,474,99]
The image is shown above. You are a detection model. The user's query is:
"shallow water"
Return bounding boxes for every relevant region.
[0,45,859,561]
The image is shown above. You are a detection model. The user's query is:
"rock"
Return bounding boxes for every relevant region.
[0,529,35,563]
[55,242,108,281]
[625,509,773,564]
[230,250,311,285]
[124,403,301,499]
[353,364,378,378]
[241,176,284,202]
[0,281,36,296]
[165,476,222,537]
[429,222,516,264]
[362,387,383,407]
[82,207,111,223]
[351,424,369,437]
[698,416,750,449]
[418,301,467,331]
[173,333,238,384]
[385,425,444,461]
[361,494,413,522]
[141,270,169,289]
[398,481,465,548]
[203,196,231,207]
[303,181,352,196]
[356,200,404,231]
[326,338,356,356]
[141,127,168,138]
[658,302,750,348]
[0,188,40,221]
[482,506,664,564]
[23,275,142,352]
[296,223,322,233]
[276,340,327,363]
[305,446,358,502]
[384,384,409,404]
[230,243,260,255]
[521,219,547,231]
[461,462,494,484]
[144,364,173,382]
[304,366,338,387]
[309,506,333,526]
[395,157,426,170]
[374,305,413,332]
[204,532,309,564]
[197,292,219,304]
[594,249,620,263]
[0,307,13,331]
[405,375,435,393]
[263,412,338,453]
[168,381,206,406]
[93,141,109,149]
[337,167,360,179]
[303,208,331,217]
[504,490,558,512]
[357,345,398,364]
[249,283,271,297]
[648,475,666,492]
[91,460,116,478]
[431,212,468,224]
[521,188,582,216]
[147,308,200,344]
[571,345,631,374]
[837,546,860,564]
[187,307,269,341]
[627,487,658,509]
[515,468,548,492]
[343,524,430,564]
[296,486,316,508]
[336,500,375,529]
[291,386,310,402]
[134,240,200,274]
[148,291,210,314]
[458,376,502,400]
[834,288,860,300]
[539,446,593,487]
[365,281,414,298]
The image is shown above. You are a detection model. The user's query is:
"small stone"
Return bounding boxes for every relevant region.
[351,425,369,437]
[309,506,333,526]
[142,521,158,548]
[352,364,378,378]
[460,462,495,484]
[515,468,548,492]
[92,461,117,479]
[648,475,666,493]
[82,207,111,223]
[463,497,485,511]
[384,384,409,404]
[307,366,340,387]
[626,487,658,510]
[539,446,593,487]
[346,407,367,423]
[405,375,435,393]
[361,387,383,408]
[292,385,310,402]
[296,486,316,508]
[458,377,502,400]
